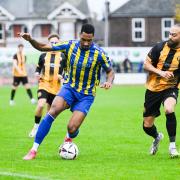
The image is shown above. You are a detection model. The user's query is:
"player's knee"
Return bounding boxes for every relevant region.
[37,103,44,110]
[143,119,153,127]
[49,105,59,117]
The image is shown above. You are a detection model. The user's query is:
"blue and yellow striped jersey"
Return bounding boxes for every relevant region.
[52,40,111,96]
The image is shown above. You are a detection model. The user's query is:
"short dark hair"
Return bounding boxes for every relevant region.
[81,23,95,35]
[48,33,60,41]
[18,44,24,48]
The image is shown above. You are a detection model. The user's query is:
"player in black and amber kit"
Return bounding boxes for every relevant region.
[10,44,36,106]
[143,24,180,158]
[29,34,66,137]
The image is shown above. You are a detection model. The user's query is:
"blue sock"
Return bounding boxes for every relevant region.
[35,113,54,145]
[68,129,79,138]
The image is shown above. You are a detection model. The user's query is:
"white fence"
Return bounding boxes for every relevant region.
[114,73,147,85]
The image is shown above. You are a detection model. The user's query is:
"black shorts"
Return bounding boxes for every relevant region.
[143,87,178,117]
[37,89,56,105]
[13,76,28,86]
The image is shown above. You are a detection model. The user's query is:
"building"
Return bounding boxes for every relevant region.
[109,0,178,47]
[0,0,90,47]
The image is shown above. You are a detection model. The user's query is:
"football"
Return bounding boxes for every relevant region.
[59,142,79,160]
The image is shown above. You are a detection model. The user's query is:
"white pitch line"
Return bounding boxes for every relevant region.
[0,171,52,180]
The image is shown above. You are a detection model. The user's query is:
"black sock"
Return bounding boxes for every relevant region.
[35,116,41,124]
[143,123,158,139]
[26,89,33,99]
[166,112,176,142]
[10,89,16,100]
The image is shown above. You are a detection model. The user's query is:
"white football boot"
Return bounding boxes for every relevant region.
[169,147,179,158]
[9,100,15,106]
[150,132,164,155]
[30,98,36,104]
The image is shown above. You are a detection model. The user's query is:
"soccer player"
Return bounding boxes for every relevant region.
[10,44,36,106]
[29,34,66,137]
[143,24,180,158]
[19,23,115,160]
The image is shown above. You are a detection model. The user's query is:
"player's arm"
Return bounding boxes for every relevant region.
[143,44,174,79]
[35,53,45,80]
[58,53,67,81]
[99,52,115,89]
[101,68,115,89]
[18,33,52,51]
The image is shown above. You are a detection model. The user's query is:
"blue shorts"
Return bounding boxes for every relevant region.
[57,85,95,115]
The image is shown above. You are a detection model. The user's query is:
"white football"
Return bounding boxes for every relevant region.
[59,142,79,160]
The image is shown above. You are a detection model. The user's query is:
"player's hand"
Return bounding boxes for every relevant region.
[100,82,112,89]
[159,70,174,79]
[18,32,32,41]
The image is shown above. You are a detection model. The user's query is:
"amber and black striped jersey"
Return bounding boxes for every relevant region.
[36,52,66,95]
[146,41,180,92]
[13,53,27,77]
[52,40,111,96]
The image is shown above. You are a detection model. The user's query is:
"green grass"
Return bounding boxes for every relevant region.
[0,85,180,180]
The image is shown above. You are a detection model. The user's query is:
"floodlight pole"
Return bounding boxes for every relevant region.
[104,0,110,47]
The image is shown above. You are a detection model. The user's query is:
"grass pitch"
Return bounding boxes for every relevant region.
[0,85,180,180]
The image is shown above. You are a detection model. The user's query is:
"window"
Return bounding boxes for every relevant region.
[0,24,5,42]
[161,18,174,40]
[132,18,145,42]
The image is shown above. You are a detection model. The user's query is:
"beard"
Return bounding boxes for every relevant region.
[167,39,179,48]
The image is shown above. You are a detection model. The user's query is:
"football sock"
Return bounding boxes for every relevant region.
[26,89,33,99]
[169,142,176,149]
[10,89,16,100]
[35,116,41,124]
[166,112,176,142]
[31,142,39,152]
[143,124,158,139]
[34,113,54,145]
[67,129,79,138]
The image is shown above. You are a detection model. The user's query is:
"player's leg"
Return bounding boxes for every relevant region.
[46,92,56,112]
[29,90,47,138]
[64,93,94,142]
[23,88,71,160]
[23,77,36,104]
[10,77,19,105]
[163,88,179,157]
[64,111,86,142]
[29,92,57,138]
[143,89,163,155]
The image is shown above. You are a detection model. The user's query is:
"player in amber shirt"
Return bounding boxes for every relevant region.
[10,44,36,106]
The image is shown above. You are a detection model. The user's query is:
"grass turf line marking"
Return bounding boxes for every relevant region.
[0,171,52,180]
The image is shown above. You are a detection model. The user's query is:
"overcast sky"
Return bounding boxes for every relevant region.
[87,0,129,19]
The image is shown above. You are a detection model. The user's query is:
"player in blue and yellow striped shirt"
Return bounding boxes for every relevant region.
[20,24,115,160]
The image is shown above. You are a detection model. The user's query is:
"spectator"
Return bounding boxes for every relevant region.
[122,57,133,73]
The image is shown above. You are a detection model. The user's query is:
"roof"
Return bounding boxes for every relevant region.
[110,0,176,18]
[0,0,90,19]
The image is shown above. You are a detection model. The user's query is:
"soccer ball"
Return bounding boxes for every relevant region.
[59,142,79,160]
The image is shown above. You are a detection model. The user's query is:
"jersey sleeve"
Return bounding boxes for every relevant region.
[35,53,45,73]
[99,51,112,72]
[52,41,70,54]
[147,41,165,66]
[13,54,17,60]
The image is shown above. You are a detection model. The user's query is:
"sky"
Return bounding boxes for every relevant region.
[87,0,129,20]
